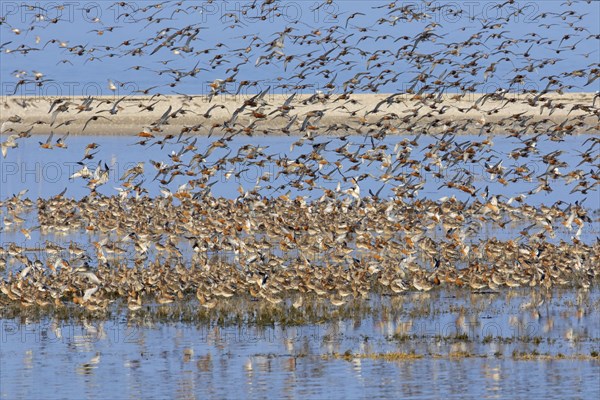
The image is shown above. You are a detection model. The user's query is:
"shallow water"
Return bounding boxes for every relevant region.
[1,288,599,399]
[1,134,597,204]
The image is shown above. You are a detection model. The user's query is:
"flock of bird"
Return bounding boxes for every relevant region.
[1,192,598,311]
[0,0,599,312]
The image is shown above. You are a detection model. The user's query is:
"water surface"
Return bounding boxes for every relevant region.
[1,288,599,399]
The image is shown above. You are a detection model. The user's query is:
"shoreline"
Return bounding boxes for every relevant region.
[1,92,598,136]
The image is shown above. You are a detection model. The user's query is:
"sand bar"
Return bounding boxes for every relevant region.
[1,92,598,136]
